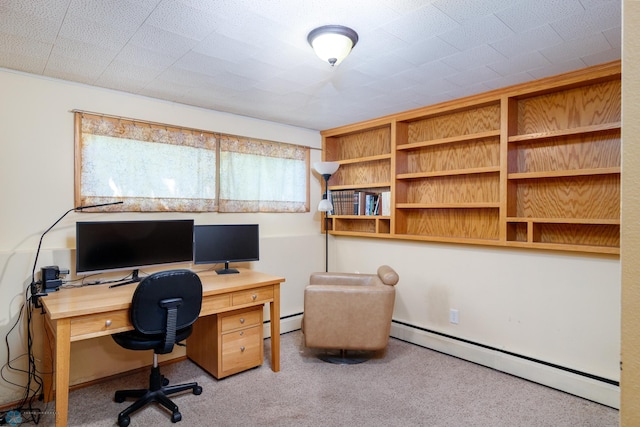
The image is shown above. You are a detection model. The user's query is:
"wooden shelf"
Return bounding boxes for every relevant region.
[393,234,502,244]
[336,154,391,165]
[398,129,501,150]
[329,215,391,219]
[397,202,500,209]
[329,230,394,238]
[507,217,620,225]
[508,167,620,180]
[329,182,391,191]
[508,122,621,143]
[505,241,620,255]
[398,166,500,180]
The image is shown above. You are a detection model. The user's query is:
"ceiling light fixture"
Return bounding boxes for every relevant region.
[307,25,359,67]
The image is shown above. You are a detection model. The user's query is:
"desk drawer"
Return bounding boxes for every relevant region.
[232,287,273,306]
[220,308,262,332]
[221,326,263,375]
[200,294,231,316]
[70,310,130,340]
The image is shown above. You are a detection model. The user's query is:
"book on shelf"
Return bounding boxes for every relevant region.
[327,190,334,215]
[330,189,353,216]
[380,191,391,216]
[330,190,387,216]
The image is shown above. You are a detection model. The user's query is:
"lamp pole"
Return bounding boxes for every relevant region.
[322,175,330,272]
[313,162,339,272]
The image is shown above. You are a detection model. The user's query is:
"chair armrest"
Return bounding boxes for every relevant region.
[377,265,399,286]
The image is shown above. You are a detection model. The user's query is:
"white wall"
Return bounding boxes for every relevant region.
[0,69,324,403]
[333,237,620,379]
[333,237,620,406]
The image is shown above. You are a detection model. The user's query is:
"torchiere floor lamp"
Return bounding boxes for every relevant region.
[313,161,339,272]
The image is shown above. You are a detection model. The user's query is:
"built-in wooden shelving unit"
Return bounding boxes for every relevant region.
[320,61,621,254]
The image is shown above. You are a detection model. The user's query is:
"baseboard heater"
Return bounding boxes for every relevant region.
[392,319,618,387]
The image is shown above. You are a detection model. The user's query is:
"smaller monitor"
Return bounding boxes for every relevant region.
[194,224,259,274]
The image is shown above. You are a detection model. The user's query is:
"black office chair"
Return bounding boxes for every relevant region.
[112,269,203,427]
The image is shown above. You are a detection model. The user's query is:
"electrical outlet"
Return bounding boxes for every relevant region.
[449,309,459,324]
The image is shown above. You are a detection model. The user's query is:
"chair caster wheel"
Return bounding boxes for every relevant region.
[171,411,182,423]
[193,386,203,395]
[162,377,170,386]
[114,393,126,403]
[117,415,130,427]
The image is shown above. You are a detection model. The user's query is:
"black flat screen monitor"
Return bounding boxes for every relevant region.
[193,224,259,274]
[76,219,194,283]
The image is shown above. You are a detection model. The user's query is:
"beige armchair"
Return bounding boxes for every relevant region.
[302,265,399,360]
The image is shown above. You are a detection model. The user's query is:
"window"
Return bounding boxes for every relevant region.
[75,112,309,212]
[219,136,309,212]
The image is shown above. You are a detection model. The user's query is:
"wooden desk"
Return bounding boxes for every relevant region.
[40,269,285,427]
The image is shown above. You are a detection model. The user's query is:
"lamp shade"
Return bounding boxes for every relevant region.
[318,198,333,212]
[308,25,358,67]
[313,161,340,176]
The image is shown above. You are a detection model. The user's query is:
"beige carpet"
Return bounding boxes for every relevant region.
[44,330,617,426]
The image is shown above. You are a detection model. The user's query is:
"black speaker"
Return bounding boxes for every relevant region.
[41,266,62,290]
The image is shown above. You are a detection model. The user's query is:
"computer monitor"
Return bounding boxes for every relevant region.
[76,219,194,284]
[193,224,259,274]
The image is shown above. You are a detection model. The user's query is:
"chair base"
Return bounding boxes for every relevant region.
[317,349,372,364]
[114,365,202,427]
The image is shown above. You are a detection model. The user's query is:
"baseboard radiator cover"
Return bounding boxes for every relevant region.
[263,313,302,339]
[390,321,620,409]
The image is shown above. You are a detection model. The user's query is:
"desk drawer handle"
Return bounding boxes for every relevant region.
[240,346,245,352]
[239,318,245,324]
[251,294,257,301]
[240,331,244,336]
[105,320,112,327]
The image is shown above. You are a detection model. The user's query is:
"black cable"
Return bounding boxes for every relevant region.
[2,201,122,424]
[0,287,45,424]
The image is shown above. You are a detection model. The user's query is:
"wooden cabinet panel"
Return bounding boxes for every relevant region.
[508,132,620,175]
[397,173,500,205]
[403,102,500,143]
[220,326,262,374]
[510,175,620,219]
[70,310,131,340]
[231,287,273,306]
[187,306,263,379]
[325,126,390,160]
[199,294,230,316]
[330,159,391,188]
[220,308,261,332]
[397,136,499,175]
[515,80,621,135]
[396,208,500,241]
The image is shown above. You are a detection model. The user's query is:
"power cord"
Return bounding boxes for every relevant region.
[0,286,47,425]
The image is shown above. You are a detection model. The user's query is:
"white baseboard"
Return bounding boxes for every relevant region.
[264,315,302,339]
[390,322,620,409]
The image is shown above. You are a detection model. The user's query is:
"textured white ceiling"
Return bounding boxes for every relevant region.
[0,0,621,131]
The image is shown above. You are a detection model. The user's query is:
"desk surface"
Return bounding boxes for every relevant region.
[42,268,285,320]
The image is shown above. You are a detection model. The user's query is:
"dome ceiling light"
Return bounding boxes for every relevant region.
[307,25,359,67]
